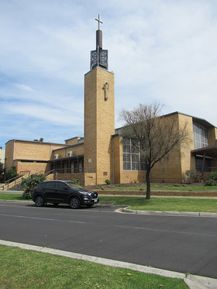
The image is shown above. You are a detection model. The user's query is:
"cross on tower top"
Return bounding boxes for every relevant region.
[90,14,108,70]
[95,14,103,30]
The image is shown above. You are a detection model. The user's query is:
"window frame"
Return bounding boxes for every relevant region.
[123,138,142,171]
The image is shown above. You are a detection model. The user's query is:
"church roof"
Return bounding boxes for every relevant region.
[5,139,67,146]
[115,111,216,135]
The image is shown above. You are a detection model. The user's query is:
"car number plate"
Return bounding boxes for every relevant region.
[94,198,98,203]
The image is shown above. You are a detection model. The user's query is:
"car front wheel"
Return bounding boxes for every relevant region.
[69,197,81,209]
[52,203,59,207]
[34,196,45,207]
[87,203,94,208]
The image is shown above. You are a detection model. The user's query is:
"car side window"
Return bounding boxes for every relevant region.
[56,183,68,191]
[43,182,56,189]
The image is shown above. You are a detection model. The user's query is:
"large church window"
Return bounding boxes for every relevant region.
[195,156,212,172]
[123,138,141,170]
[193,123,208,149]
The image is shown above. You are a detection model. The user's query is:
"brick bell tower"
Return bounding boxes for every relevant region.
[84,15,115,185]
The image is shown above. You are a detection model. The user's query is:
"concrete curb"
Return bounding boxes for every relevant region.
[116,207,217,218]
[184,275,217,289]
[0,200,32,203]
[0,239,217,289]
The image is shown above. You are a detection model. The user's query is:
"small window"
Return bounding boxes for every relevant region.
[54,154,59,159]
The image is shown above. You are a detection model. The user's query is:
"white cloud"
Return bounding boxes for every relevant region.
[14,83,35,92]
[0,0,217,146]
[105,1,217,126]
[1,101,83,126]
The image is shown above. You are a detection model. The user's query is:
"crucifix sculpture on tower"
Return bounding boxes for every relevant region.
[95,14,103,30]
[90,14,108,70]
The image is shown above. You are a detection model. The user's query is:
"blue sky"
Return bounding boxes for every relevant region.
[1,0,217,147]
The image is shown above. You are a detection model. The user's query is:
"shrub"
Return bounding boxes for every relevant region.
[205,179,217,186]
[105,179,111,185]
[185,170,202,183]
[5,166,17,181]
[209,171,217,181]
[21,174,45,199]
[205,171,217,186]
[70,178,80,185]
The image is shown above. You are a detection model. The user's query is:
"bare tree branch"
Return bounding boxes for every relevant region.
[121,104,189,199]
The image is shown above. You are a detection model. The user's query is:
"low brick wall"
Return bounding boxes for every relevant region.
[96,190,217,197]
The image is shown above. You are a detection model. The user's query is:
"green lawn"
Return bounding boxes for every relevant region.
[0,193,217,212]
[0,245,188,289]
[98,183,217,192]
[100,196,217,213]
[0,193,23,201]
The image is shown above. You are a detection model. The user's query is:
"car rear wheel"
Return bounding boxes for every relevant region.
[35,196,45,207]
[69,197,81,209]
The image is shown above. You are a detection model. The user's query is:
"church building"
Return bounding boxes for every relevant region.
[4,18,217,186]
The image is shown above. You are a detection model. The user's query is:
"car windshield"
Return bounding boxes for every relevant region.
[66,182,88,192]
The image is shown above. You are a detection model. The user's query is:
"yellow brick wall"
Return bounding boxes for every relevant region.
[52,144,84,159]
[117,113,194,184]
[150,114,182,182]
[117,113,217,183]
[16,161,48,175]
[84,67,115,185]
[0,148,4,164]
[178,114,195,180]
[65,137,82,145]
[208,127,217,145]
[5,140,65,174]
[151,150,182,183]
[5,141,15,171]
[84,69,97,175]
[111,135,121,183]
[54,172,84,185]
[13,141,64,161]
[120,171,145,184]
[84,173,97,186]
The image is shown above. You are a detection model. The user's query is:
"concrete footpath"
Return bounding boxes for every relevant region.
[117,207,217,218]
[0,239,217,289]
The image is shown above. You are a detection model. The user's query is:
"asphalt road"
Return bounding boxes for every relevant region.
[0,201,217,278]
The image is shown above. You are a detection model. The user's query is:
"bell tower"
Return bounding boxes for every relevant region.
[84,15,115,185]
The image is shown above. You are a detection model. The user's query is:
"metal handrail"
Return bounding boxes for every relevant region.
[3,171,31,190]
[45,169,55,176]
[49,168,83,174]
[4,175,22,184]
[4,170,30,184]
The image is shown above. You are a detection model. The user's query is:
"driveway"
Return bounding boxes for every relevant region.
[0,201,217,278]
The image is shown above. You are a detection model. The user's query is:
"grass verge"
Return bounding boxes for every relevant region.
[0,245,188,289]
[100,196,217,213]
[97,183,217,192]
[0,193,23,201]
[0,193,216,213]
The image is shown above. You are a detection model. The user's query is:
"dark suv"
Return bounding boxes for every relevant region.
[32,180,99,209]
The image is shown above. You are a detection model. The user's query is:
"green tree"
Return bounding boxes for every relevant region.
[5,166,17,181]
[0,162,4,182]
[21,174,45,199]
